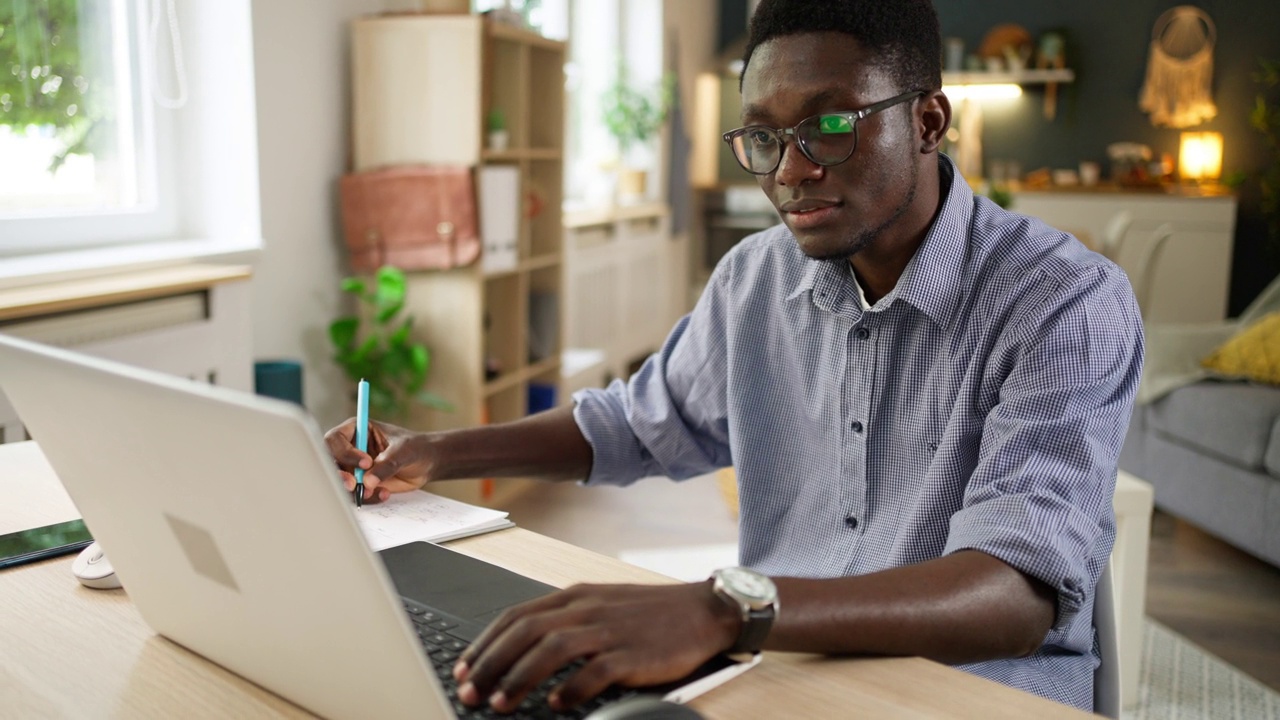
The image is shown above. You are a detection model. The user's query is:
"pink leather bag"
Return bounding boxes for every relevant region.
[339,166,481,271]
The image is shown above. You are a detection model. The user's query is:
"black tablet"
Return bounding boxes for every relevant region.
[0,518,94,570]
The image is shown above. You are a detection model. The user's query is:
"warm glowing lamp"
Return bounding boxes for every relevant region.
[1179,131,1223,182]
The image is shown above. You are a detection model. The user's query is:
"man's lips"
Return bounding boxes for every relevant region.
[780,200,842,230]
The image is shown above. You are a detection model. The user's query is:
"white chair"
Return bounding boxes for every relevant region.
[1094,562,1121,718]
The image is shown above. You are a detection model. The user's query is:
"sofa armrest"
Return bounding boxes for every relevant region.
[1137,322,1240,404]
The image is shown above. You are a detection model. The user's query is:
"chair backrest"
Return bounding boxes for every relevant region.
[1094,561,1121,718]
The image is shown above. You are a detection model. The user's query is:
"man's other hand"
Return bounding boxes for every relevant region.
[453,582,741,713]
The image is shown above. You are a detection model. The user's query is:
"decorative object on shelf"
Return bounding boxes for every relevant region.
[1178,131,1223,182]
[486,109,509,151]
[978,24,1032,71]
[1139,6,1217,128]
[329,266,452,420]
[601,67,674,202]
[1108,142,1156,186]
[1079,161,1101,187]
[475,0,523,27]
[339,165,480,271]
[1036,30,1067,120]
[945,37,965,72]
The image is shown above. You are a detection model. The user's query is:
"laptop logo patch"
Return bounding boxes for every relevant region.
[164,514,240,592]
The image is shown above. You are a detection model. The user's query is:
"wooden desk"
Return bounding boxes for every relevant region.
[0,442,1090,719]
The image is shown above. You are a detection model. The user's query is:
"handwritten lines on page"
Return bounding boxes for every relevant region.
[354,491,514,551]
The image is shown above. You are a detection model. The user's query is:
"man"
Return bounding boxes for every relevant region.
[327,0,1142,713]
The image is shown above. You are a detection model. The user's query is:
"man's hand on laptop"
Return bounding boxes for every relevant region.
[325,419,437,503]
[452,582,740,713]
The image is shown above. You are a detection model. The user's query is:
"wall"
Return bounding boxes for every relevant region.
[719,0,1280,315]
[935,0,1280,314]
[251,0,389,428]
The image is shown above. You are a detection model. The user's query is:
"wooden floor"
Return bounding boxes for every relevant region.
[501,478,1280,693]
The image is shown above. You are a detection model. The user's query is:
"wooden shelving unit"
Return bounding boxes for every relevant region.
[351,15,566,506]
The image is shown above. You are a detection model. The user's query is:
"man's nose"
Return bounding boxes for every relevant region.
[774,140,824,186]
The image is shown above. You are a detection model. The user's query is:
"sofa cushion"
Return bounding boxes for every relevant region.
[1149,381,1280,473]
[1201,311,1280,386]
[1267,421,1280,479]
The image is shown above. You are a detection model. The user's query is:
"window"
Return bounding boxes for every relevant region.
[472,0,665,207]
[0,0,187,253]
[0,1,259,276]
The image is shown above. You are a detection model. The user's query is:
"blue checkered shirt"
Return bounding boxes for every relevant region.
[572,158,1143,711]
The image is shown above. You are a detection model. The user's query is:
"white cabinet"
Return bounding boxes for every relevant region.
[563,203,676,381]
[1010,190,1237,322]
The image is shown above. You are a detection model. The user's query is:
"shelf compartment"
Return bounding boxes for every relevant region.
[527,265,561,366]
[527,361,561,414]
[485,37,528,150]
[483,273,526,384]
[528,158,564,258]
[486,382,527,425]
[529,45,566,150]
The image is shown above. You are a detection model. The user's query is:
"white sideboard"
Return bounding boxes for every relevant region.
[1010,188,1237,323]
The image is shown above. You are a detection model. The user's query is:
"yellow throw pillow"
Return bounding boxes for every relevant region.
[1201,311,1280,385]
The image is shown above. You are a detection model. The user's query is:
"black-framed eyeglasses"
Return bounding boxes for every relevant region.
[722,90,925,175]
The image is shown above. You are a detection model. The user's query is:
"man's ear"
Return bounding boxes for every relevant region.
[918,91,951,154]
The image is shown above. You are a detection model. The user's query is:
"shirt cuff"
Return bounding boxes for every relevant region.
[943,492,1110,639]
[571,381,650,487]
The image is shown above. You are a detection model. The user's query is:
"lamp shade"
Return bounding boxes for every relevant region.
[1179,131,1223,181]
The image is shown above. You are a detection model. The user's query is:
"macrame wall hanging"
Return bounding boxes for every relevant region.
[1139,6,1218,128]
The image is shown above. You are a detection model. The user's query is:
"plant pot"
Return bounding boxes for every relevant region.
[617,168,647,202]
[488,129,510,152]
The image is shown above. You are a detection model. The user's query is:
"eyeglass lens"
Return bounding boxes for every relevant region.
[731,113,857,174]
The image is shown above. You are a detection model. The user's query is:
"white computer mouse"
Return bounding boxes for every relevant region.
[72,541,122,590]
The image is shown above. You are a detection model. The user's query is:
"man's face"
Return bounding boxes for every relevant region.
[740,33,921,260]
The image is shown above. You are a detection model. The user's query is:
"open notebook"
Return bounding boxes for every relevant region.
[355,490,514,551]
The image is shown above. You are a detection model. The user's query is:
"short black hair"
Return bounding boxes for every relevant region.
[741,0,942,94]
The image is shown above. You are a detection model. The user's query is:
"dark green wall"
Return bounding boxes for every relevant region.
[936,0,1280,314]
[720,0,1280,314]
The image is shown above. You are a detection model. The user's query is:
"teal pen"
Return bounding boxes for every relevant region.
[354,379,370,508]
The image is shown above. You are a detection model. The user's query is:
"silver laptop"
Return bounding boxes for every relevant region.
[0,334,749,720]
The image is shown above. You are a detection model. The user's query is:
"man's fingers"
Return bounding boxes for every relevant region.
[485,627,606,713]
[551,651,631,711]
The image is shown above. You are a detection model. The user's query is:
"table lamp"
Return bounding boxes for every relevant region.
[1179,131,1223,182]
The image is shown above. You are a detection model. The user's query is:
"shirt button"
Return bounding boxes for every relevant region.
[850,420,864,433]
[855,327,870,340]
[845,516,859,529]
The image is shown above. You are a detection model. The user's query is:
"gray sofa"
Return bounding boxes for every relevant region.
[1120,379,1280,568]
[1118,276,1280,569]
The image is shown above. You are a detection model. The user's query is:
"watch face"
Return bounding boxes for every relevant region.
[719,567,776,603]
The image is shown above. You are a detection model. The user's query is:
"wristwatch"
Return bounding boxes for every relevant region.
[711,567,778,655]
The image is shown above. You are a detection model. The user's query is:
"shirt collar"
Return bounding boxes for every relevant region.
[786,154,974,328]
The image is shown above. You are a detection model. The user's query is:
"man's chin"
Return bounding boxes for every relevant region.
[791,228,864,261]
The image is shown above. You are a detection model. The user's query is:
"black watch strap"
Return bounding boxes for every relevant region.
[729,605,774,654]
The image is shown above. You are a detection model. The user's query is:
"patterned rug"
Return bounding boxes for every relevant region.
[617,544,1280,719]
[1129,619,1279,719]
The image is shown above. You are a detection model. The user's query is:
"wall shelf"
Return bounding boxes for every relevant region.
[942,69,1075,85]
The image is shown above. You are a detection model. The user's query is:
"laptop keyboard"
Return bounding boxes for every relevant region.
[403,598,638,719]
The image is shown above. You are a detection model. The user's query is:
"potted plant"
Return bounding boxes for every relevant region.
[328,266,451,421]
[600,68,674,201]
[486,108,509,152]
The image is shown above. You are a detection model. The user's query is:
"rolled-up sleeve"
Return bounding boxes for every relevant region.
[572,260,735,487]
[943,264,1143,645]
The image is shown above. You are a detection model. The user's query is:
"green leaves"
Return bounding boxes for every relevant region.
[601,68,675,154]
[328,266,451,419]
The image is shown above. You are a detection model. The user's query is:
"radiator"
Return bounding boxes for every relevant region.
[0,281,253,444]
